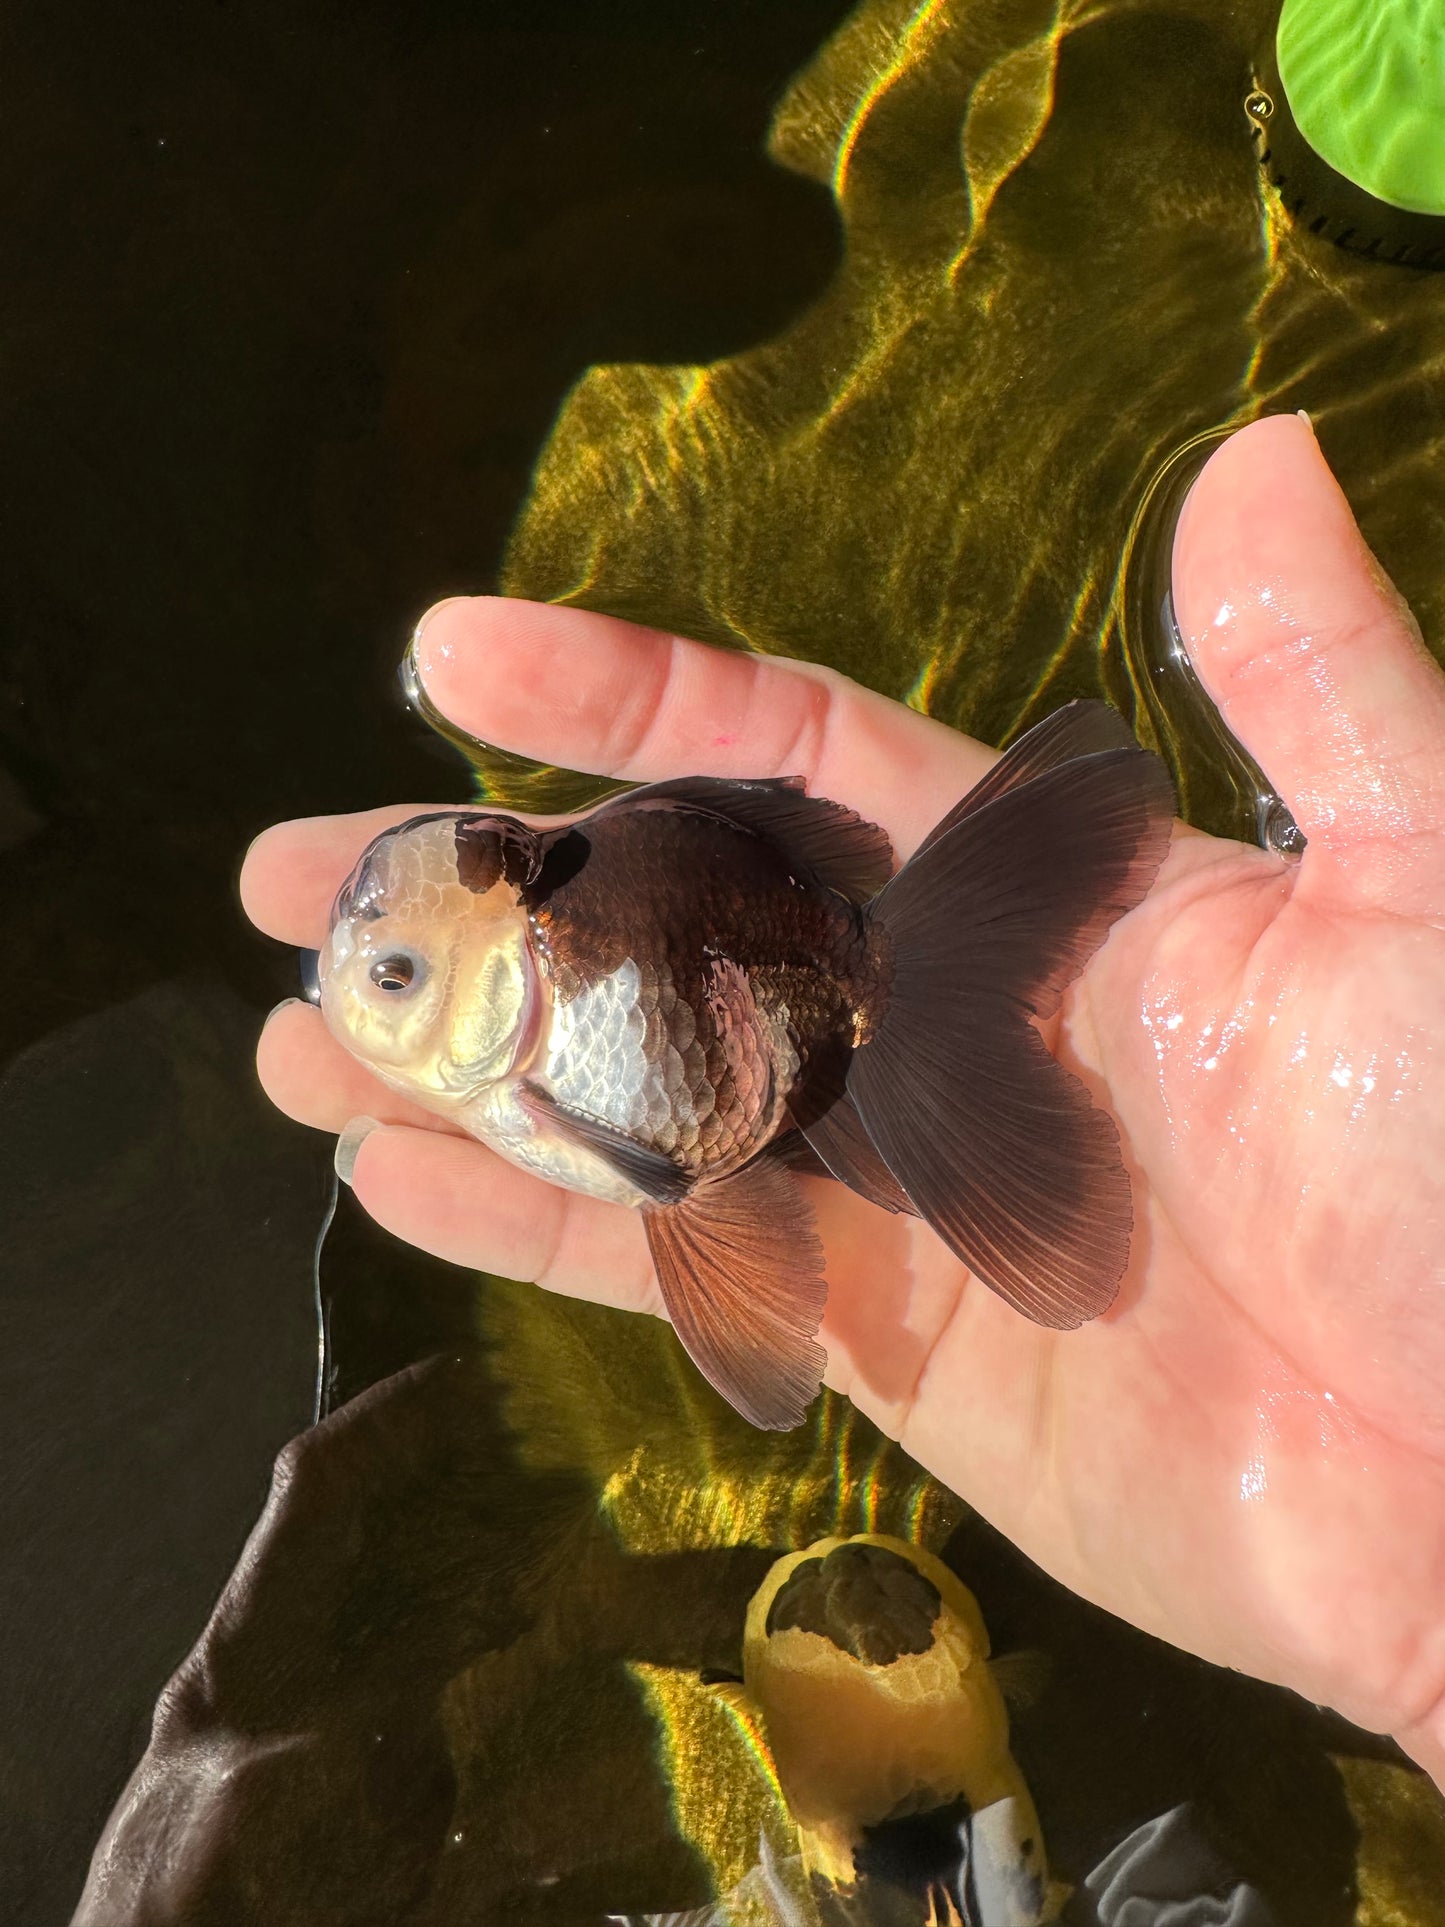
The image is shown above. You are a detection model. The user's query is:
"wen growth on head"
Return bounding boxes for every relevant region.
[318,702,1174,1430]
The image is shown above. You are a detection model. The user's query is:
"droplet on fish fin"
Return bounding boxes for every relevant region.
[853,736,1174,1326]
[643,1161,828,1431]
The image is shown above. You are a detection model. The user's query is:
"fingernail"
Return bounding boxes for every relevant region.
[298,947,322,1004]
[410,596,469,681]
[266,996,304,1024]
[1297,408,1314,432]
[335,1115,384,1186]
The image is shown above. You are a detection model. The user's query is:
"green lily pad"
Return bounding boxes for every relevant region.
[1278,0,1445,215]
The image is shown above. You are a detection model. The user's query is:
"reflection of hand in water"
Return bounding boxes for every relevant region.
[242,415,1445,1783]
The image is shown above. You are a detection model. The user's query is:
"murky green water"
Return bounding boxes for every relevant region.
[4,2,1444,1922]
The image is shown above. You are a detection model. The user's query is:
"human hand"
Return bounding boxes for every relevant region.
[242,415,1445,1779]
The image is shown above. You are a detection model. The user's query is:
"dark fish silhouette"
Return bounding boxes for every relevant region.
[318,702,1174,1428]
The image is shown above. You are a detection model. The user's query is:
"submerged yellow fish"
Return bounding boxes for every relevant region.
[318,702,1172,1428]
[722,1533,1053,1919]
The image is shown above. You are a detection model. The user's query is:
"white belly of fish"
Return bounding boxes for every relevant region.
[541,958,677,1136]
[459,1077,649,1208]
[458,959,687,1210]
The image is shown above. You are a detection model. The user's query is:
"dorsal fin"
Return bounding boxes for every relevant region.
[595,775,894,905]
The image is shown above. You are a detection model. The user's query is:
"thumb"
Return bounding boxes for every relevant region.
[1172,414,1445,915]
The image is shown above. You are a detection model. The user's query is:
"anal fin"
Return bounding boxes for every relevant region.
[766,1128,834,1182]
[643,1159,829,1431]
[797,1092,917,1217]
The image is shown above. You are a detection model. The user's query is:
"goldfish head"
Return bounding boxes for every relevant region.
[318,811,543,1109]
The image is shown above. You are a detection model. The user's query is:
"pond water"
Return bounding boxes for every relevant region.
[3,1,1444,1923]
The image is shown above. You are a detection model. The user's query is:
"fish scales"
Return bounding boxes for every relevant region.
[530,807,874,1181]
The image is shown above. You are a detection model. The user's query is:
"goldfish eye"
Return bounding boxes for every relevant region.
[369,953,420,994]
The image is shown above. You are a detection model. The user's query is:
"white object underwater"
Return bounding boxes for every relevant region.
[607,1795,1053,1926]
[608,1800,1276,1926]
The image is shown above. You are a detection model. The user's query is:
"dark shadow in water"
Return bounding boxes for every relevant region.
[0,3,851,1919]
[0,984,324,1923]
[70,1341,782,1927]
[0,0,849,1065]
[942,1511,1394,1927]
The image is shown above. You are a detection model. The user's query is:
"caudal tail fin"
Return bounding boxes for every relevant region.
[845,702,1175,1328]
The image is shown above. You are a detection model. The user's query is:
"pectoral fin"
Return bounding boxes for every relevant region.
[519,1085,694,1205]
[643,1159,828,1431]
[989,1647,1052,1712]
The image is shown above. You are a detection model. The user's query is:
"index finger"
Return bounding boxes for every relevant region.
[241,804,448,947]
[242,604,1003,950]
[412,597,995,859]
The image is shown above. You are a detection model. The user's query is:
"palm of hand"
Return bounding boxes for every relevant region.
[1035,844,1442,1728]
[793,779,1445,1757]
[243,418,1445,1774]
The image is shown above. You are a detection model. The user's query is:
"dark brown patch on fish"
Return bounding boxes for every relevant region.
[766,1543,942,1666]
[454,818,544,893]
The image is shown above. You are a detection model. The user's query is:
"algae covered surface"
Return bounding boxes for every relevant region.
[485,0,1445,835]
